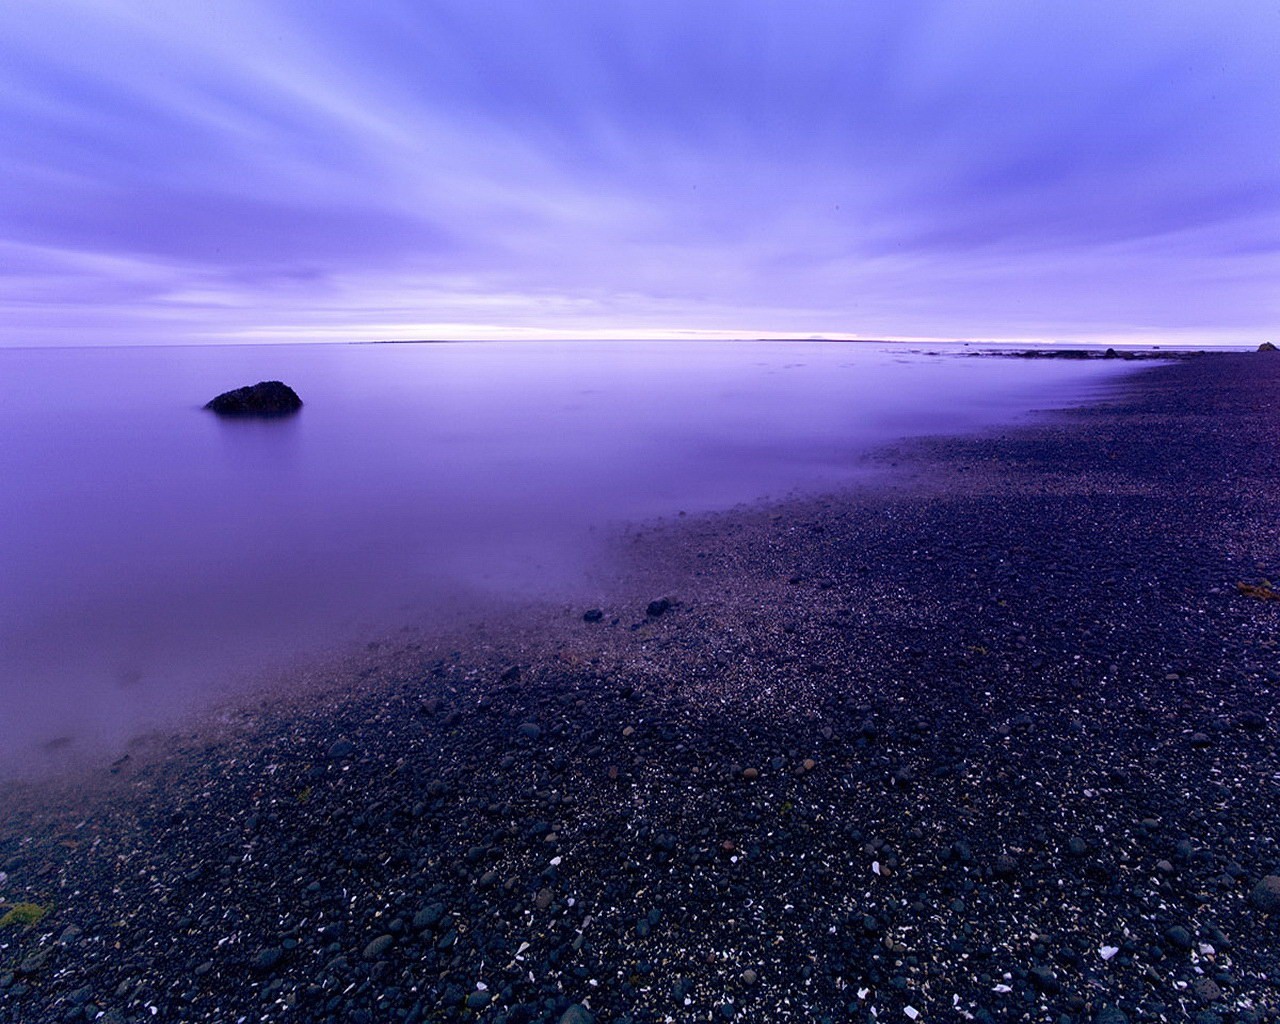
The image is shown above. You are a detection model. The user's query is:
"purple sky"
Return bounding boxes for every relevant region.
[2,1,1278,346]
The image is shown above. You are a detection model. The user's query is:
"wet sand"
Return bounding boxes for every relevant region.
[2,352,1278,1024]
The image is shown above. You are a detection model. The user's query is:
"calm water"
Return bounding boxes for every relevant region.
[0,340,1138,771]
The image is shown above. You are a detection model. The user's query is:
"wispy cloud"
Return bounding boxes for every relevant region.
[2,0,1278,345]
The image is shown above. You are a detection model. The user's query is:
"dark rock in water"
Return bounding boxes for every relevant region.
[1248,875,1280,913]
[1104,347,1120,358]
[204,381,302,417]
[583,608,604,623]
[647,597,673,617]
[559,1006,595,1024]
[1259,341,1278,353]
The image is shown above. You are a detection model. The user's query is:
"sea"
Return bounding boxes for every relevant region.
[0,339,1143,773]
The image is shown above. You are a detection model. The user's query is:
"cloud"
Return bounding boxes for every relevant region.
[1,0,1277,344]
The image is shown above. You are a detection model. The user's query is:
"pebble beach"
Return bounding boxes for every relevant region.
[2,351,1278,1024]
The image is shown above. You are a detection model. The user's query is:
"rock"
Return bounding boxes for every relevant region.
[1067,836,1088,857]
[412,903,446,931]
[252,947,283,972]
[363,934,395,960]
[1093,1009,1130,1024]
[1164,924,1193,951]
[740,968,758,985]
[1259,341,1278,353]
[204,381,302,417]
[1028,965,1059,993]
[1248,875,1280,914]
[57,924,83,946]
[465,990,492,1010]
[993,854,1017,878]
[1191,976,1223,1004]
[16,948,50,975]
[741,767,759,781]
[646,597,673,617]
[582,608,604,623]
[559,1005,594,1024]
[517,722,542,740]
[327,739,356,760]
[1104,348,1120,359]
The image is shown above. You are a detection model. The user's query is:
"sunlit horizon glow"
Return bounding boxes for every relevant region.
[2,1,1278,348]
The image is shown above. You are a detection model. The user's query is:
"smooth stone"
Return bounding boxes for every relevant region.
[363,934,395,960]
[1248,875,1280,914]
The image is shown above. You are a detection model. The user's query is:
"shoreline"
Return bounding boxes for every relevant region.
[2,353,1278,1023]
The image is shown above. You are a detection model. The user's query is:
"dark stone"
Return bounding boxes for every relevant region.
[559,1006,594,1024]
[1259,341,1278,353]
[517,722,542,740]
[583,609,604,623]
[1191,976,1223,1004]
[413,904,446,931]
[1028,965,1059,993]
[363,934,395,960]
[327,739,355,760]
[1093,1009,1130,1024]
[646,597,673,617]
[993,854,1017,878]
[252,947,283,972]
[204,381,302,417]
[1248,875,1280,914]
[1164,924,1193,951]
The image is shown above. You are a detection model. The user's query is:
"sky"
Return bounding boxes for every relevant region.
[1,1,1278,347]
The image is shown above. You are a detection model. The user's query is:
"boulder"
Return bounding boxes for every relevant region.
[1259,341,1278,353]
[205,381,302,416]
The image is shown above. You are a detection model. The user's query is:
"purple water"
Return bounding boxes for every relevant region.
[0,340,1139,772]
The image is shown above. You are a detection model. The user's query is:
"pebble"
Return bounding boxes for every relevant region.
[362,934,395,960]
[252,948,282,972]
[1164,925,1193,951]
[1248,875,1280,914]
